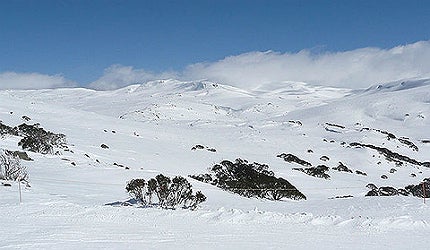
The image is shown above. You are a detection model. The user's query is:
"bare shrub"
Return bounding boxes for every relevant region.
[0,149,29,183]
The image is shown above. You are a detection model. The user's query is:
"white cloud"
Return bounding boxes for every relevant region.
[184,40,430,89]
[88,65,177,90]
[0,72,76,90]
[3,41,430,91]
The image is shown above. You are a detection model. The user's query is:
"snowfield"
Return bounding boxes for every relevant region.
[1,79,430,249]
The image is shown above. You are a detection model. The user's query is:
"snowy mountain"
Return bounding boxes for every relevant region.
[1,78,430,249]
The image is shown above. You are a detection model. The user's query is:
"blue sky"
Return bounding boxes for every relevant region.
[0,0,429,89]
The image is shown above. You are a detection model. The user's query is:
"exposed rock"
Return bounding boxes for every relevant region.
[101,144,109,149]
[381,175,388,179]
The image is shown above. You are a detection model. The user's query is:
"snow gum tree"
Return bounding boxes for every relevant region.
[125,174,206,210]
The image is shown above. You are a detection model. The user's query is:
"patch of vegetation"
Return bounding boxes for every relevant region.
[325,122,345,129]
[191,144,217,152]
[17,123,66,154]
[277,153,311,167]
[361,128,419,151]
[293,165,330,179]
[329,195,353,199]
[0,122,18,137]
[21,116,31,122]
[2,121,67,154]
[398,137,419,152]
[114,162,130,170]
[366,179,430,198]
[0,149,29,184]
[332,162,352,173]
[355,170,367,176]
[126,174,206,210]
[190,158,306,201]
[288,120,302,126]
[4,150,32,161]
[320,155,330,162]
[350,142,430,167]
[405,178,430,198]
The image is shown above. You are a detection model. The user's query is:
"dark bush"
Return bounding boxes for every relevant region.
[332,162,353,173]
[125,174,206,210]
[0,149,29,183]
[293,165,330,179]
[190,158,306,201]
[16,123,66,154]
[0,122,18,137]
[277,153,311,167]
[405,178,430,198]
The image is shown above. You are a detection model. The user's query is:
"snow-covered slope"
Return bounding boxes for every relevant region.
[1,79,429,249]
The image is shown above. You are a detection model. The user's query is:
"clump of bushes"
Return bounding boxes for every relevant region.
[125,174,206,210]
[293,165,330,179]
[365,179,430,198]
[0,149,29,183]
[277,153,311,167]
[1,122,66,155]
[190,158,306,201]
[0,122,18,137]
[17,123,66,154]
[332,162,353,173]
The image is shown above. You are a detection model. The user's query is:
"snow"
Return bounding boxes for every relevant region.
[1,79,430,249]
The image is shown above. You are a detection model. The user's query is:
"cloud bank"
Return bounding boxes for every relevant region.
[184,41,430,89]
[0,72,76,90]
[88,65,177,90]
[88,40,430,90]
[1,41,430,90]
